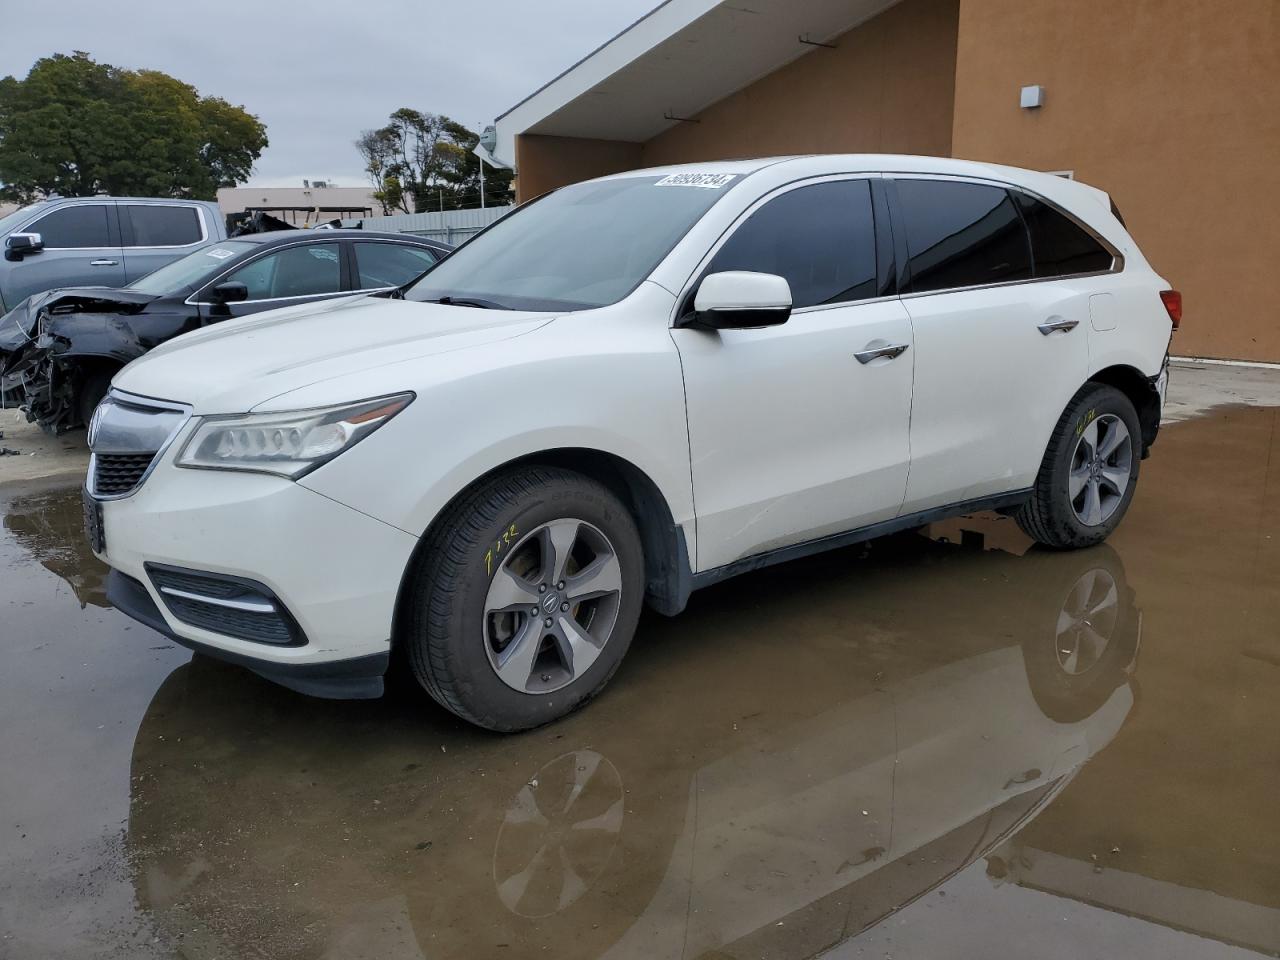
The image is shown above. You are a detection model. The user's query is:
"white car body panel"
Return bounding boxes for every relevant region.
[674,296,914,569]
[96,154,1173,679]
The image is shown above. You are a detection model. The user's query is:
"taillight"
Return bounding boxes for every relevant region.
[1160,290,1182,330]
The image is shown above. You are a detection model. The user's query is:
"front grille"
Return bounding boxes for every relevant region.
[93,453,156,496]
[148,565,304,646]
[86,391,189,500]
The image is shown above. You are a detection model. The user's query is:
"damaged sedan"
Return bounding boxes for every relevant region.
[0,230,449,433]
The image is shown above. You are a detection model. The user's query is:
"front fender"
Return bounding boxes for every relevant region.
[44,314,148,366]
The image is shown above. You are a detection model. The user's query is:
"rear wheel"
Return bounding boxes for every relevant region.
[1016,383,1141,549]
[405,466,644,732]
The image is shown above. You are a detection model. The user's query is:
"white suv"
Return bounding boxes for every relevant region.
[85,156,1177,731]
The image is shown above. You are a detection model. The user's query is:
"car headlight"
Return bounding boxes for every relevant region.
[176,393,413,478]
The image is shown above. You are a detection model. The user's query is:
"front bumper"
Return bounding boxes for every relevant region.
[106,570,391,698]
[97,458,420,699]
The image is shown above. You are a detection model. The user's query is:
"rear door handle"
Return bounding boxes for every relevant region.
[90,259,119,266]
[854,342,910,364]
[1037,317,1079,335]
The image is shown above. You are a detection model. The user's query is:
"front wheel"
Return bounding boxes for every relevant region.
[1016,383,1141,549]
[405,466,644,732]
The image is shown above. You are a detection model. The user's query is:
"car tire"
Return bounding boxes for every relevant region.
[405,466,645,732]
[78,368,114,428]
[1016,383,1141,549]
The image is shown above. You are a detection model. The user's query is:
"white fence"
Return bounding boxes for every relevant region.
[343,205,513,247]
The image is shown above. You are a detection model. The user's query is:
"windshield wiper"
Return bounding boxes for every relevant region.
[425,295,509,310]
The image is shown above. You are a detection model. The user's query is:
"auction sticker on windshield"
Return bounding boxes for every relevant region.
[206,248,236,259]
[654,173,737,189]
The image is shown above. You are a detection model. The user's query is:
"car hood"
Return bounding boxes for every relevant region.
[113,295,555,413]
[0,286,159,353]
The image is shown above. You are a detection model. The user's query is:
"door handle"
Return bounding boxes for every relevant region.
[854,342,910,364]
[90,259,119,266]
[1037,317,1079,335]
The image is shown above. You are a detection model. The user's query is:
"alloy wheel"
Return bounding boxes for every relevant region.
[1069,413,1133,526]
[483,518,623,694]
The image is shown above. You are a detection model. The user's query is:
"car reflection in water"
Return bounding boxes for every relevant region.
[4,485,110,608]
[126,514,1139,959]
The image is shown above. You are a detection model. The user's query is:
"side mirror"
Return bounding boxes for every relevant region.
[685,271,792,330]
[210,281,249,304]
[4,232,43,262]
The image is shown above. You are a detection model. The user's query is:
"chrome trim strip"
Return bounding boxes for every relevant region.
[158,586,277,614]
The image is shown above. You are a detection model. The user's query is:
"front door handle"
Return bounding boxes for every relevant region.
[1037,317,1079,335]
[90,259,119,266]
[854,342,910,364]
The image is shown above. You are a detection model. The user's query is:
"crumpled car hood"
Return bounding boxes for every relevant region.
[114,295,555,413]
[0,286,158,353]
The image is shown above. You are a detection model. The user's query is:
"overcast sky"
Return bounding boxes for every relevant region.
[1,0,655,187]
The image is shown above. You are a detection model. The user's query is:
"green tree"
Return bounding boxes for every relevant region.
[0,52,267,202]
[355,109,512,214]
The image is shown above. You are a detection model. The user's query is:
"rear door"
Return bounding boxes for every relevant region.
[889,177,1091,514]
[119,203,209,283]
[673,177,915,572]
[350,239,442,294]
[196,240,347,321]
[8,201,125,301]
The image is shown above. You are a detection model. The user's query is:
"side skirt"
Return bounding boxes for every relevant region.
[685,489,1033,596]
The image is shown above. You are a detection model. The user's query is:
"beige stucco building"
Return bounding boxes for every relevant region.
[216,184,379,225]
[489,0,1279,362]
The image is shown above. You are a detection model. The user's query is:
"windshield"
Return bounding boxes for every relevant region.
[129,240,257,295]
[0,202,48,238]
[405,174,739,311]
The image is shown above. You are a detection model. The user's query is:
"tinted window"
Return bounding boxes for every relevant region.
[225,244,341,300]
[896,180,1031,293]
[705,180,877,309]
[29,204,111,248]
[354,242,438,288]
[124,205,202,247]
[1014,192,1114,277]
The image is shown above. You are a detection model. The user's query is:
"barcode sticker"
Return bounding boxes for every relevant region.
[654,173,737,189]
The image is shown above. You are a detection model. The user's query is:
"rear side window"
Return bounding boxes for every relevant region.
[706,179,877,309]
[353,242,439,289]
[225,243,341,300]
[124,205,202,247]
[28,204,112,248]
[1013,192,1115,277]
[896,180,1031,293]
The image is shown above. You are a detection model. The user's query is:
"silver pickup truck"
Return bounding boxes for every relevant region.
[0,197,225,313]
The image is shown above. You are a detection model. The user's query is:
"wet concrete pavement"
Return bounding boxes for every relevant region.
[1,404,1278,959]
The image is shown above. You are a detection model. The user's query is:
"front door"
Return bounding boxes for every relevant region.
[673,178,914,572]
[8,202,125,302]
[198,241,348,322]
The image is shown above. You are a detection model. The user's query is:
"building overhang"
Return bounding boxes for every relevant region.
[492,0,904,168]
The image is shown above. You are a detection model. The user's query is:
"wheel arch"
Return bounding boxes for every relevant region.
[390,447,694,657]
[1087,364,1161,456]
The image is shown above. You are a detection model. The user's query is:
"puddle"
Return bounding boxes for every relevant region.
[1,405,1278,959]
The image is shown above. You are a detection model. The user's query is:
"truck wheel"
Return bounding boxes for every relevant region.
[405,466,645,732]
[1016,383,1141,549]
